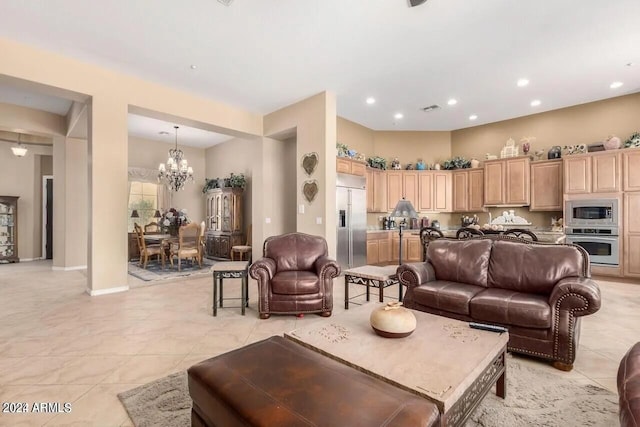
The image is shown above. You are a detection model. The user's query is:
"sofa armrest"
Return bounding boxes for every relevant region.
[249,258,277,281]
[314,256,341,281]
[397,262,436,289]
[549,277,601,317]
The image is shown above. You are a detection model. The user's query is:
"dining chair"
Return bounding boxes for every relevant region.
[144,222,160,233]
[231,224,252,261]
[170,222,201,271]
[133,223,165,269]
[503,228,538,241]
[419,226,444,261]
[456,227,485,239]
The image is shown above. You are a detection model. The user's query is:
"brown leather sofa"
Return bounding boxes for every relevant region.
[397,237,601,370]
[188,336,440,427]
[249,233,340,319]
[618,342,640,427]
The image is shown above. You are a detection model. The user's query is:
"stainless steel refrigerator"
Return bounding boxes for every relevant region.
[336,173,367,270]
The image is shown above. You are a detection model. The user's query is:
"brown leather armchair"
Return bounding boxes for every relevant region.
[618,342,640,427]
[249,233,340,319]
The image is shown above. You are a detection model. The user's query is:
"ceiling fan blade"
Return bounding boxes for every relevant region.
[409,0,428,7]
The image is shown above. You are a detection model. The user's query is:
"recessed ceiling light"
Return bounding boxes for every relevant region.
[517,78,529,87]
[469,114,478,121]
[394,113,404,119]
[447,98,458,106]
[530,99,541,107]
[366,97,376,105]
[626,62,633,67]
[190,64,197,70]
[159,131,170,135]
[610,81,623,89]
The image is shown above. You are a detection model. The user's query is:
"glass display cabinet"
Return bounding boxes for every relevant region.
[0,196,19,263]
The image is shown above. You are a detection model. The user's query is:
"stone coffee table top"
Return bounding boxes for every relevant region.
[285,303,508,417]
[343,265,398,281]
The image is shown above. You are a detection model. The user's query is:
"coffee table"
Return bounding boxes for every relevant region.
[343,265,401,309]
[285,304,507,426]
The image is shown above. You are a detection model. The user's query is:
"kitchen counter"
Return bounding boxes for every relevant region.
[367,228,565,244]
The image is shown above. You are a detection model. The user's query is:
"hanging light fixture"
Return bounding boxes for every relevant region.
[11,134,28,157]
[158,126,194,192]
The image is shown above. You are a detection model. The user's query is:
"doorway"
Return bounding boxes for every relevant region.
[42,176,53,260]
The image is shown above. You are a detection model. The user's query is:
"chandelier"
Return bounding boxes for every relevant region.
[11,134,28,157]
[158,126,194,192]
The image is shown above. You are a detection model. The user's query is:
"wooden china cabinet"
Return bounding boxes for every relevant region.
[0,196,19,263]
[205,187,244,260]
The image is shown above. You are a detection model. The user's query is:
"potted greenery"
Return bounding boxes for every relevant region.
[367,156,387,170]
[229,173,246,189]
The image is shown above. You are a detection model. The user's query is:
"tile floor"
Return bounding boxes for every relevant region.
[0,260,638,426]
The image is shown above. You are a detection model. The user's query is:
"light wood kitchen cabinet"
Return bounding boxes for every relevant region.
[365,168,388,213]
[530,160,563,211]
[623,149,640,192]
[418,171,452,213]
[483,157,530,206]
[564,151,620,194]
[336,157,366,176]
[387,171,419,210]
[367,232,392,265]
[392,234,421,263]
[452,169,485,212]
[624,193,640,278]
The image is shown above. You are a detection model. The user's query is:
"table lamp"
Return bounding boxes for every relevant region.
[391,198,418,265]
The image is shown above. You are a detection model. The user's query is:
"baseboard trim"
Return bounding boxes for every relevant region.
[21,257,44,262]
[52,265,88,271]
[86,286,129,296]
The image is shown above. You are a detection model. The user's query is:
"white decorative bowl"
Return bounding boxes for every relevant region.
[370,302,417,338]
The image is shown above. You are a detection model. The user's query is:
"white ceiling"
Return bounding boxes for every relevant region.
[128,114,234,148]
[0,0,638,131]
[0,81,72,115]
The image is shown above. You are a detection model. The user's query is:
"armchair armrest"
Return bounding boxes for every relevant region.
[549,277,601,317]
[249,257,277,281]
[314,256,341,281]
[397,262,436,289]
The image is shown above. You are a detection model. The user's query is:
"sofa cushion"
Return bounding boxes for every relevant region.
[470,288,551,329]
[427,239,492,287]
[412,280,485,316]
[488,240,583,295]
[271,271,319,295]
[618,342,640,427]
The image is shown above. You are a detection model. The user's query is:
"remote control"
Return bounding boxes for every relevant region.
[469,322,508,333]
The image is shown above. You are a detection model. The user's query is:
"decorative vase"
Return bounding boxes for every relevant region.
[470,158,480,168]
[369,302,417,338]
[604,136,621,150]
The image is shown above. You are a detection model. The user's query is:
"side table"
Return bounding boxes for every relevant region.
[212,261,249,316]
[344,265,401,309]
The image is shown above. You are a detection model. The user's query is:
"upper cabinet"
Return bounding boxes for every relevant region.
[419,171,452,213]
[386,170,419,209]
[623,149,640,192]
[453,169,485,212]
[366,168,388,213]
[336,157,366,177]
[564,151,620,194]
[530,160,563,211]
[483,157,530,206]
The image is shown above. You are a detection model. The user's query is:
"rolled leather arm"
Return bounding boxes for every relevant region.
[397,262,436,289]
[314,256,341,281]
[549,277,601,317]
[249,257,277,281]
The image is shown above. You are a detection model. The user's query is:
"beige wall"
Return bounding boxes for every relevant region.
[129,136,206,224]
[451,93,640,161]
[1,36,263,293]
[337,117,375,157]
[205,137,258,241]
[373,131,452,168]
[263,92,337,257]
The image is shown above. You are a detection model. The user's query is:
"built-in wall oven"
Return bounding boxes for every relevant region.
[565,227,619,266]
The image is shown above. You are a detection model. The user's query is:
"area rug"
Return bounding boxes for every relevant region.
[128,258,216,282]
[118,356,619,427]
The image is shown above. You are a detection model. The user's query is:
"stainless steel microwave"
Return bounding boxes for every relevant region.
[565,199,618,227]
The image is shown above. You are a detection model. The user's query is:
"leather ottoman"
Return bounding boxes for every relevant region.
[188,336,440,427]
